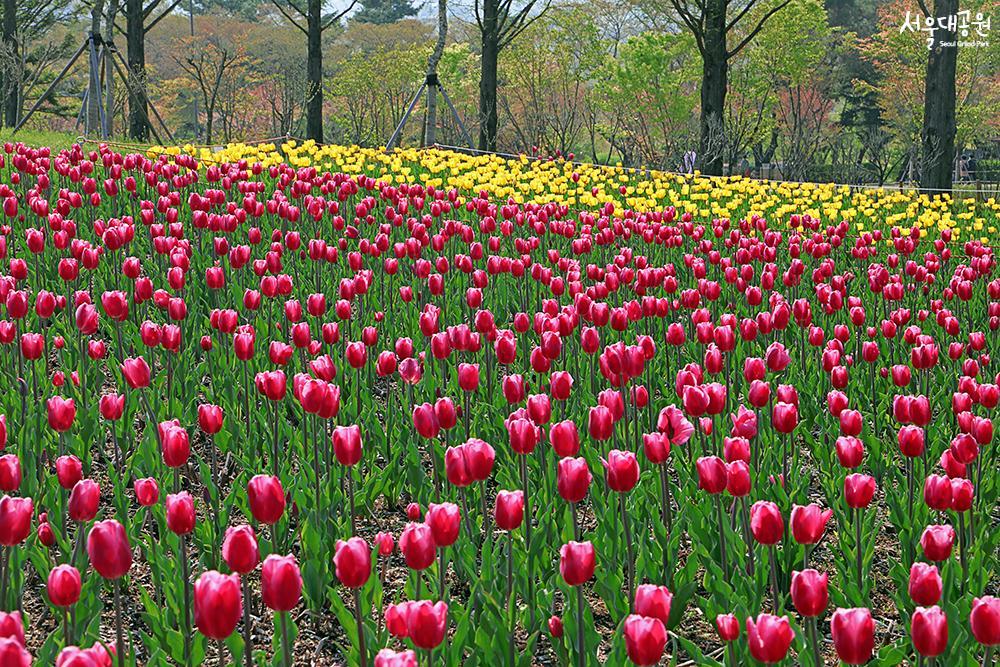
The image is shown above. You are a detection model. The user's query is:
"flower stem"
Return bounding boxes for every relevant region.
[520,454,534,630]
[439,547,448,601]
[808,617,821,667]
[958,511,969,594]
[507,531,515,667]
[0,546,7,610]
[180,534,191,666]
[906,457,915,564]
[855,507,864,595]
[741,498,755,577]
[620,491,635,609]
[113,578,125,667]
[242,576,253,667]
[769,545,782,613]
[280,610,292,667]
[571,502,580,542]
[347,465,357,536]
[715,494,729,584]
[659,464,672,584]
[352,587,368,667]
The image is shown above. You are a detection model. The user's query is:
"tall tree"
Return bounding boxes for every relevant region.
[1,0,75,127]
[919,0,957,192]
[2,0,15,126]
[174,31,250,143]
[104,0,119,135]
[474,0,548,151]
[193,0,259,19]
[86,0,104,135]
[122,0,187,140]
[667,0,793,174]
[270,0,357,142]
[353,0,417,24]
[857,0,999,185]
[422,0,445,145]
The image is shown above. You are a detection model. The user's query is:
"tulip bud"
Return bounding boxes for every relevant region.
[911,606,948,657]
[47,564,82,607]
[588,405,614,441]
[0,637,31,666]
[696,456,727,494]
[222,525,260,574]
[374,648,418,667]
[55,455,83,490]
[86,519,131,579]
[557,457,591,504]
[908,562,942,606]
[715,613,740,641]
[549,420,580,458]
[749,500,784,545]
[425,502,460,547]
[844,473,876,508]
[772,402,798,434]
[922,474,952,510]
[0,455,19,492]
[623,614,667,666]
[133,477,159,506]
[399,522,435,570]
[920,524,955,562]
[790,504,833,545]
[197,404,224,435]
[790,569,828,617]
[725,460,751,497]
[969,596,1000,646]
[603,450,639,493]
[332,425,363,466]
[494,490,524,531]
[165,492,195,535]
[559,541,595,586]
[160,421,190,468]
[247,474,285,525]
[950,478,973,512]
[68,479,100,522]
[835,436,864,469]
[634,584,672,627]
[193,571,242,639]
[745,614,794,664]
[0,611,25,648]
[261,554,303,611]
[831,607,875,664]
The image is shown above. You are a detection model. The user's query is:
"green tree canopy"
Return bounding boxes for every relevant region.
[352,0,419,24]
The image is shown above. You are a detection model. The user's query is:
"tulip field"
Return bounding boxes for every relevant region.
[0,139,997,667]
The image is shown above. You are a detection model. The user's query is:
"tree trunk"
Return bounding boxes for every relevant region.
[125,0,148,140]
[2,0,17,127]
[920,0,958,193]
[87,0,105,136]
[104,0,119,136]
[104,0,118,137]
[305,0,323,142]
[424,0,447,146]
[698,0,727,176]
[477,0,499,151]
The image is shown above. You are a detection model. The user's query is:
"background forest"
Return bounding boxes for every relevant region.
[0,0,998,183]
